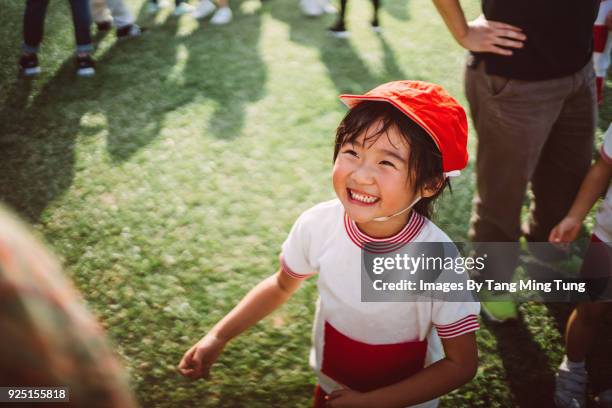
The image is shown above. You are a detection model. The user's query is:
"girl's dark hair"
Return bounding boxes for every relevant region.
[334,100,450,219]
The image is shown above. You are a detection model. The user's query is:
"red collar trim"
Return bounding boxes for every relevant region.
[344,211,426,253]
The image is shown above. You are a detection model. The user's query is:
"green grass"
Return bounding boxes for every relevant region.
[1,0,612,406]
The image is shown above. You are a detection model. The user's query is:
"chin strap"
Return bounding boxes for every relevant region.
[372,195,421,222]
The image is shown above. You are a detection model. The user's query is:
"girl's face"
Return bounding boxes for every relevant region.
[332,123,421,238]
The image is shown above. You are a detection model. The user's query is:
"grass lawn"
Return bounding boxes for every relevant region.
[1,0,611,406]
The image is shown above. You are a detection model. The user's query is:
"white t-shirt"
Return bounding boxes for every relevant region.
[281,199,480,408]
[595,123,612,242]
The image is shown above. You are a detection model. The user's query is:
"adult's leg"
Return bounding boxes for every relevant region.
[526,61,597,242]
[22,0,51,53]
[465,60,570,282]
[68,0,94,53]
[371,0,379,25]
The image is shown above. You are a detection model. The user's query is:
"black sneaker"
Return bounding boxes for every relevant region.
[116,24,146,39]
[328,20,349,38]
[75,54,95,77]
[19,53,41,77]
[96,20,113,31]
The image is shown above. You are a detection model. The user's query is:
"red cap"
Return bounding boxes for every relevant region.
[339,80,468,175]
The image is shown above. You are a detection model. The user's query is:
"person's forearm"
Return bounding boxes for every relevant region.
[432,0,469,45]
[363,357,476,408]
[209,272,296,342]
[566,159,612,222]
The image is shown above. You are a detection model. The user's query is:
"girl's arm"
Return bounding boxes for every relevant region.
[327,333,478,408]
[549,158,612,243]
[178,268,303,379]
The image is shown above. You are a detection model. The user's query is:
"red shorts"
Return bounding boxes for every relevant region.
[312,321,428,407]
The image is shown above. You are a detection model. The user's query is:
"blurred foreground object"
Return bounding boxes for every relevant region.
[0,206,138,408]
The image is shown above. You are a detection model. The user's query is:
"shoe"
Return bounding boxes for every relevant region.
[210,6,232,24]
[371,19,382,33]
[192,0,216,19]
[318,0,337,14]
[328,20,349,38]
[96,20,113,31]
[480,300,518,323]
[147,1,160,13]
[75,54,95,77]
[554,363,587,408]
[300,0,323,17]
[19,53,41,77]
[173,2,195,15]
[116,24,146,38]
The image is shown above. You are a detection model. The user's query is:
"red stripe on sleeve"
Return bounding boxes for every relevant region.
[435,315,480,339]
[279,255,315,280]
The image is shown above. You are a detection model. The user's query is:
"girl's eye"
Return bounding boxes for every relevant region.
[343,149,358,157]
[380,160,397,168]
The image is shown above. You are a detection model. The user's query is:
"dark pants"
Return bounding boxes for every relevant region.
[23,0,93,54]
[466,59,597,282]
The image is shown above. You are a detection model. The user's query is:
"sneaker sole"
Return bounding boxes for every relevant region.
[22,67,41,76]
[329,30,350,39]
[77,68,95,77]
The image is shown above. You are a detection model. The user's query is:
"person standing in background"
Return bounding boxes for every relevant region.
[19,0,97,77]
[432,0,599,322]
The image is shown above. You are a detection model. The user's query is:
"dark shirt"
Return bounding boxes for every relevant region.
[472,0,599,80]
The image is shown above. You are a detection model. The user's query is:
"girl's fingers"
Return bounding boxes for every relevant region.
[178,346,196,370]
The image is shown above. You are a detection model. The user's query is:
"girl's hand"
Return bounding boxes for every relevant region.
[459,15,526,56]
[178,333,226,380]
[325,388,370,408]
[549,216,582,244]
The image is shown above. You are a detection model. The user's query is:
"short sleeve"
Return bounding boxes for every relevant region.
[432,301,480,339]
[600,123,612,165]
[280,212,318,280]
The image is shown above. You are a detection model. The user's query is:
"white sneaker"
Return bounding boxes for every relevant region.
[318,0,337,14]
[147,2,160,13]
[192,0,216,19]
[210,6,232,24]
[300,0,323,17]
[173,2,195,16]
[554,364,587,408]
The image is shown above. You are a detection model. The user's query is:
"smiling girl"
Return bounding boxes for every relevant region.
[179,81,480,408]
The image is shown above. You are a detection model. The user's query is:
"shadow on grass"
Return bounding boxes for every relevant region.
[484,318,557,408]
[265,0,419,96]
[0,0,266,221]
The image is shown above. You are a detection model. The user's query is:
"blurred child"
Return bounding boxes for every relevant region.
[549,123,612,408]
[0,206,138,407]
[191,0,232,25]
[178,81,480,407]
[19,0,96,77]
[328,0,380,38]
[594,0,612,105]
